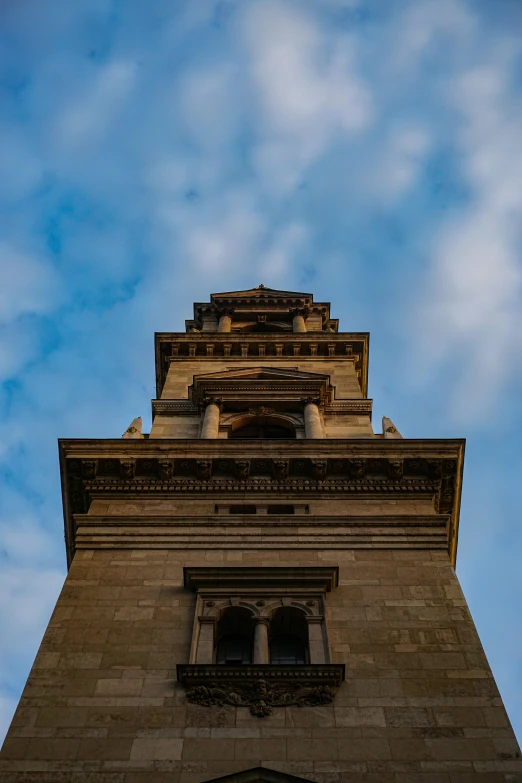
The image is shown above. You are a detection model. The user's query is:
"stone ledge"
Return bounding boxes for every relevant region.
[177,663,345,717]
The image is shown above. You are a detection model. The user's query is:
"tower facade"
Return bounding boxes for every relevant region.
[1,286,520,782]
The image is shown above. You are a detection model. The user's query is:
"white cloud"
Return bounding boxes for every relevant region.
[416,55,522,418]
[0,244,62,324]
[259,222,308,281]
[57,60,137,146]
[242,0,372,190]
[368,125,431,201]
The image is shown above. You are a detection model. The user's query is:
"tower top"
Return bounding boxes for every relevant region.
[187,286,337,333]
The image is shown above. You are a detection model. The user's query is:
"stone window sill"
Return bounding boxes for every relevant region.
[177,663,344,717]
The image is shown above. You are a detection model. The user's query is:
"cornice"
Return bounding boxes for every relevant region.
[154,332,370,398]
[177,663,345,717]
[183,566,338,592]
[59,438,464,569]
[151,398,374,418]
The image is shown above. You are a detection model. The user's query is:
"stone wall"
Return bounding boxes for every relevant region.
[1,546,520,782]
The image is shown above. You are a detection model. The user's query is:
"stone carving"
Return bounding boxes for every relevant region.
[382,416,402,439]
[311,460,327,479]
[348,459,365,478]
[82,460,96,479]
[387,459,403,480]
[426,459,442,479]
[248,406,275,416]
[158,460,174,481]
[301,396,321,408]
[273,460,289,480]
[196,460,212,480]
[186,678,335,717]
[235,460,250,479]
[120,460,135,480]
[122,416,144,439]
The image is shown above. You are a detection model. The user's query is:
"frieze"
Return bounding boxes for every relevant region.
[178,664,344,717]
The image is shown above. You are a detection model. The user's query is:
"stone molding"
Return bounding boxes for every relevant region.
[59,438,464,567]
[177,663,345,717]
[73,514,449,553]
[183,566,338,592]
[154,332,369,397]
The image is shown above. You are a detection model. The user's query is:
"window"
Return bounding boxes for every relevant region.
[184,566,338,667]
[267,505,294,515]
[270,634,306,665]
[229,505,257,515]
[269,607,308,664]
[230,423,296,439]
[216,607,254,665]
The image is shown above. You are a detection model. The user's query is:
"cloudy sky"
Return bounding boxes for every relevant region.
[1,0,522,744]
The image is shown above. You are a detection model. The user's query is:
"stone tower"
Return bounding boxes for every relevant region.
[1,286,520,783]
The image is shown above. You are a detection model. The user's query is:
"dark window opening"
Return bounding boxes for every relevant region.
[229,505,257,515]
[270,634,306,665]
[216,607,254,665]
[216,634,252,665]
[267,505,295,514]
[269,606,309,665]
[230,423,296,439]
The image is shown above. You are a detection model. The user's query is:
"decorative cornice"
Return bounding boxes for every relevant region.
[183,566,338,592]
[59,438,465,568]
[177,664,344,717]
[154,332,370,398]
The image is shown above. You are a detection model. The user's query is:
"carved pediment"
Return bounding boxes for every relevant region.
[212,286,313,301]
[194,367,329,382]
[191,367,332,406]
[202,765,319,783]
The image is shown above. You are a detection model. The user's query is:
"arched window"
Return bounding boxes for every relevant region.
[269,607,308,665]
[270,634,306,665]
[216,607,254,665]
[216,634,252,665]
[229,417,296,439]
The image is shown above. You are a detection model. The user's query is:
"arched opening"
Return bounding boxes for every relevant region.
[216,607,254,665]
[269,607,308,665]
[229,416,296,440]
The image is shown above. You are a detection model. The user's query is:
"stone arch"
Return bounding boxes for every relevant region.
[223,412,297,439]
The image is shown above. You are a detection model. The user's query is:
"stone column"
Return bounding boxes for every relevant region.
[195,616,216,664]
[201,399,221,439]
[217,309,233,333]
[253,618,270,664]
[292,308,308,333]
[306,616,326,664]
[302,397,323,439]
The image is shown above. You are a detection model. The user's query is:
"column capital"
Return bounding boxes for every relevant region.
[216,307,234,318]
[254,616,271,628]
[290,307,309,320]
[301,396,321,408]
[202,396,223,411]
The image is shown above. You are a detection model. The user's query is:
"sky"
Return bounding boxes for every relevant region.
[1,0,522,745]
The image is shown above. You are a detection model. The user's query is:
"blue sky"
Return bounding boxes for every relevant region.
[1,0,522,744]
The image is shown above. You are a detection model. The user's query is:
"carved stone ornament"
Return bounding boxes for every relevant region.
[186,678,336,717]
[273,460,289,480]
[158,460,174,481]
[311,460,327,479]
[348,459,365,479]
[235,460,250,479]
[120,460,135,480]
[387,459,403,480]
[248,406,275,416]
[82,460,96,480]
[196,460,212,480]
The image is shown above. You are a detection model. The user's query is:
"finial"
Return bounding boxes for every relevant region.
[258,283,265,289]
[122,417,144,439]
[382,417,402,439]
